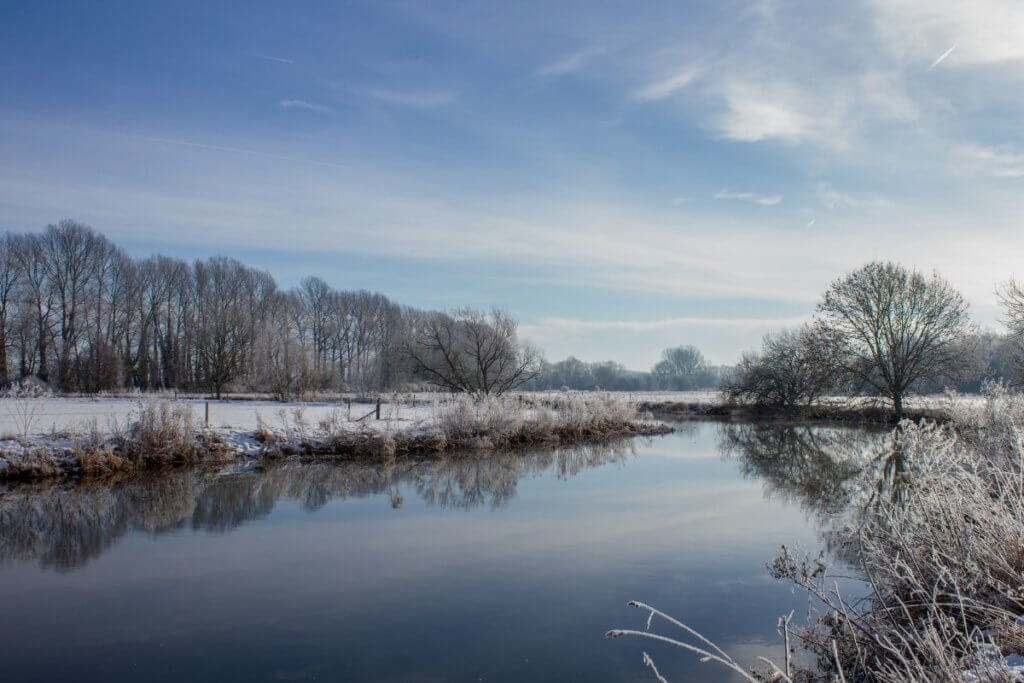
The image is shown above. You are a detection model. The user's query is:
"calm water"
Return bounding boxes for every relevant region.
[0,422,886,682]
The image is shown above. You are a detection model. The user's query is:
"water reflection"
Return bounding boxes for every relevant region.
[718,421,921,568]
[0,424,915,683]
[1,424,916,574]
[718,423,889,517]
[0,441,636,570]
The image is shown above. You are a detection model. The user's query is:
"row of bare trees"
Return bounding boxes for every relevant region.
[0,221,481,396]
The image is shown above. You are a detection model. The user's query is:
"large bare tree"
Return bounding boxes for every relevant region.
[407,307,542,396]
[817,261,971,416]
[996,279,1024,384]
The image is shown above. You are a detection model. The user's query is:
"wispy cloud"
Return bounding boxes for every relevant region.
[633,66,701,101]
[537,49,602,77]
[713,189,782,205]
[256,54,294,64]
[949,143,1024,178]
[713,80,840,145]
[816,182,890,210]
[366,88,454,108]
[279,99,331,113]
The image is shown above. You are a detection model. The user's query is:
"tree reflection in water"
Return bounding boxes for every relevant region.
[718,422,918,562]
[0,440,638,571]
[1,425,920,574]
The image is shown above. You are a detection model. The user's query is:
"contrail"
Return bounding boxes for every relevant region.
[927,44,956,71]
[256,53,294,64]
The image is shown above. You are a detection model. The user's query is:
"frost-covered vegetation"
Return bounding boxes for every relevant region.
[0,392,667,479]
[610,385,1024,681]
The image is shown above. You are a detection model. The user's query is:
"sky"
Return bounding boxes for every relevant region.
[1,0,1023,369]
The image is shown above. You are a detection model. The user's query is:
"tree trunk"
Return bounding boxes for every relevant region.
[0,329,7,387]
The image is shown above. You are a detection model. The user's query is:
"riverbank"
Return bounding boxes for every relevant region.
[638,398,947,425]
[0,394,671,481]
[611,386,1024,681]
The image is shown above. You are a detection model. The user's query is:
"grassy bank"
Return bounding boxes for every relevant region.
[0,393,670,481]
[610,385,1024,681]
[639,397,948,425]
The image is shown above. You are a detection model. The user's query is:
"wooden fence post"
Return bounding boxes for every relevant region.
[205,401,210,427]
[375,398,381,420]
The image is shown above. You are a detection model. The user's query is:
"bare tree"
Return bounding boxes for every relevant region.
[11,233,55,384]
[0,234,19,387]
[193,257,259,398]
[817,261,971,416]
[407,307,542,395]
[724,325,841,408]
[40,220,109,391]
[996,279,1024,385]
[652,345,712,390]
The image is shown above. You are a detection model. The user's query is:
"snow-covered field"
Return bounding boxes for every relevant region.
[0,389,980,440]
[0,396,441,438]
[0,391,664,477]
[0,390,715,440]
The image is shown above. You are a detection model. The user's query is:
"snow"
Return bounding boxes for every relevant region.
[0,397,437,437]
[0,390,984,439]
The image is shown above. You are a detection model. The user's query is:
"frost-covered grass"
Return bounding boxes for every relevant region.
[610,384,1024,681]
[0,393,668,479]
[0,389,980,439]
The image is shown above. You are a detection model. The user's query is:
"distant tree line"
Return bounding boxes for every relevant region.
[525,345,730,391]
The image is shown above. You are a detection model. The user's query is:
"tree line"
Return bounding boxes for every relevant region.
[524,346,728,391]
[1,223,1015,405]
[725,261,1024,415]
[0,220,437,396]
[0,220,731,398]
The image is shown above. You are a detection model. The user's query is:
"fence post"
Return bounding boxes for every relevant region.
[376,398,381,420]
[205,401,210,427]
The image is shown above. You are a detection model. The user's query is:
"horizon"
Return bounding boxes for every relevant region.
[3,1,1023,368]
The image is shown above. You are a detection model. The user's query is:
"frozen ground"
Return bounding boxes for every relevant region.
[0,396,439,438]
[0,390,979,440]
[0,391,661,475]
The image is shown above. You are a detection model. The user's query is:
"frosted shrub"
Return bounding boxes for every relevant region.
[317,408,346,435]
[2,381,50,446]
[116,401,203,463]
[430,392,642,448]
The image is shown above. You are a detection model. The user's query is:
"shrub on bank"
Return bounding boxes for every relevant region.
[0,400,232,479]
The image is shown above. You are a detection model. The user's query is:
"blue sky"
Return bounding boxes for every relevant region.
[2,0,1023,368]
